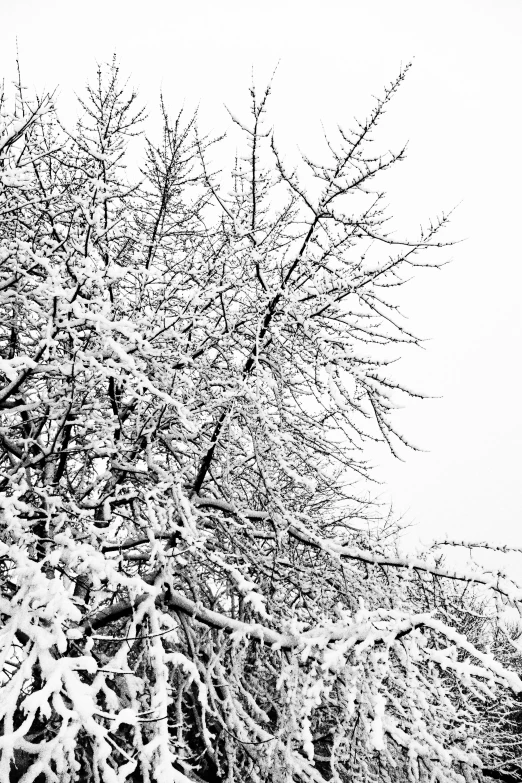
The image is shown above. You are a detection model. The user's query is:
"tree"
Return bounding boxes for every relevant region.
[1,59,521,783]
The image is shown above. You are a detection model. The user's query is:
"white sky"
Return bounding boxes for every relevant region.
[2,0,521,550]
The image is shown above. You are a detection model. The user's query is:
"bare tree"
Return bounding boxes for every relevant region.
[1,60,521,783]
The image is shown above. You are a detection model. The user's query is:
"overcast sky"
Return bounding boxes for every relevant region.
[2,0,521,550]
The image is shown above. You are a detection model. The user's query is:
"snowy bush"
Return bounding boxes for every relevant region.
[0,60,521,782]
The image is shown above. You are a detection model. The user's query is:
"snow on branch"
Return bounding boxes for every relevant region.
[0,60,519,783]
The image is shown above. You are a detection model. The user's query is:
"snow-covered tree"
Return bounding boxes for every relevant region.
[1,60,521,783]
